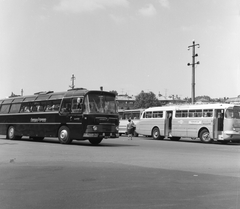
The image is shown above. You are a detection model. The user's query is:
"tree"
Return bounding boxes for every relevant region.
[196,95,211,102]
[134,91,160,108]
[109,90,118,96]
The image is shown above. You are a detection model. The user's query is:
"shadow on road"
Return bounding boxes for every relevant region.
[140,136,240,146]
[0,136,138,147]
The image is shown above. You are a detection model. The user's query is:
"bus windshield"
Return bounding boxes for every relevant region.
[84,94,117,114]
[225,106,240,119]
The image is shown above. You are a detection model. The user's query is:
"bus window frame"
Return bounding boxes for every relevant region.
[153,111,163,118]
[59,98,72,115]
[0,104,10,114]
[9,103,21,113]
[71,97,83,113]
[145,111,152,118]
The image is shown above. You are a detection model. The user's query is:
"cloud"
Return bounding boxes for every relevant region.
[54,0,129,13]
[109,14,125,23]
[180,26,192,32]
[159,0,170,8]
[138,4,157,17]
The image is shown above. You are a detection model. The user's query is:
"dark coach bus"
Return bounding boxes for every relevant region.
[0,88,119,145]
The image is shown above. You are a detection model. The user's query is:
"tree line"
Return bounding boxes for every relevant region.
[110,90,228,109]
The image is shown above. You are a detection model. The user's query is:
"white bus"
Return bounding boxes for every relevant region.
[118,109,144,136]
[136,104,240,143]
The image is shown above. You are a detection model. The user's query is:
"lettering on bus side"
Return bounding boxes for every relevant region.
[188,120,202,125]
[30,118,47,123]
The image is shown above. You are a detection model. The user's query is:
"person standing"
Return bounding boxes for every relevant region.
[127,117,135,140]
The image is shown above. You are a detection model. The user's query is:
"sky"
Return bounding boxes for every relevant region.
[0,0,239,99]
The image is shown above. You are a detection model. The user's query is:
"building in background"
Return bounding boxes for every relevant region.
[157,95,185,106]
[116,94,135,110]
[226,95,240,104]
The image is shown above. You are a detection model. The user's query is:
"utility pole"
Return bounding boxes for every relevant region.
[69,74,76,89]
[187,40,200,104]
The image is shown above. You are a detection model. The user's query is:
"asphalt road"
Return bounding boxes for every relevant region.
[0,135,239,209]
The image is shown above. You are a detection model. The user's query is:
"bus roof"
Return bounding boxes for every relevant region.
[0,89,116,104]
[144,103,238,112]
[118,108,145,112]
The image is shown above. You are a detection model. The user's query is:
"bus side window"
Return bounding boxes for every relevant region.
[38,105,44,112]
[142,112,146,118]
[9,103,21,113]
[146,112,152,118]
[182,111,188,117]
[188,111,194,117]
[20,103,31,113]
[60,99,72,114]
[0,104,10,114]
[20,104,27,113]
[72,97,82,113]
[203,109,213,117]
[31,103,38,112]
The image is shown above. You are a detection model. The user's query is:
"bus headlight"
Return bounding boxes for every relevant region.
[233,128,236,131]
[93,126,98,131]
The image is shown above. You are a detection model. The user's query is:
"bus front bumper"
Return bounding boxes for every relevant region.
[83,125,119,138]
[83,133,119,138]
[222,131,240,141]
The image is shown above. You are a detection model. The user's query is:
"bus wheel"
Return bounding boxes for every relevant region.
[58,126,72,144]
[89,138,103,145]
[152,127,163,140]
[170,137,181,141]
[199,129,212,143]
[7,126,16,140]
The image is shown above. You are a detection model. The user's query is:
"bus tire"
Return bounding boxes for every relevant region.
[89,138,103,145]
[152,127,163,140]
[199,129,212,143]
[58,126,72,144]
[7,126,16,140]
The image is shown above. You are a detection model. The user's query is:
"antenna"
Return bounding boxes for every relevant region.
[69,74,76,89]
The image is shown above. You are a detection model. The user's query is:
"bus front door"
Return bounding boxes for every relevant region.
[164,111,173,137]
[213,109,224,140]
